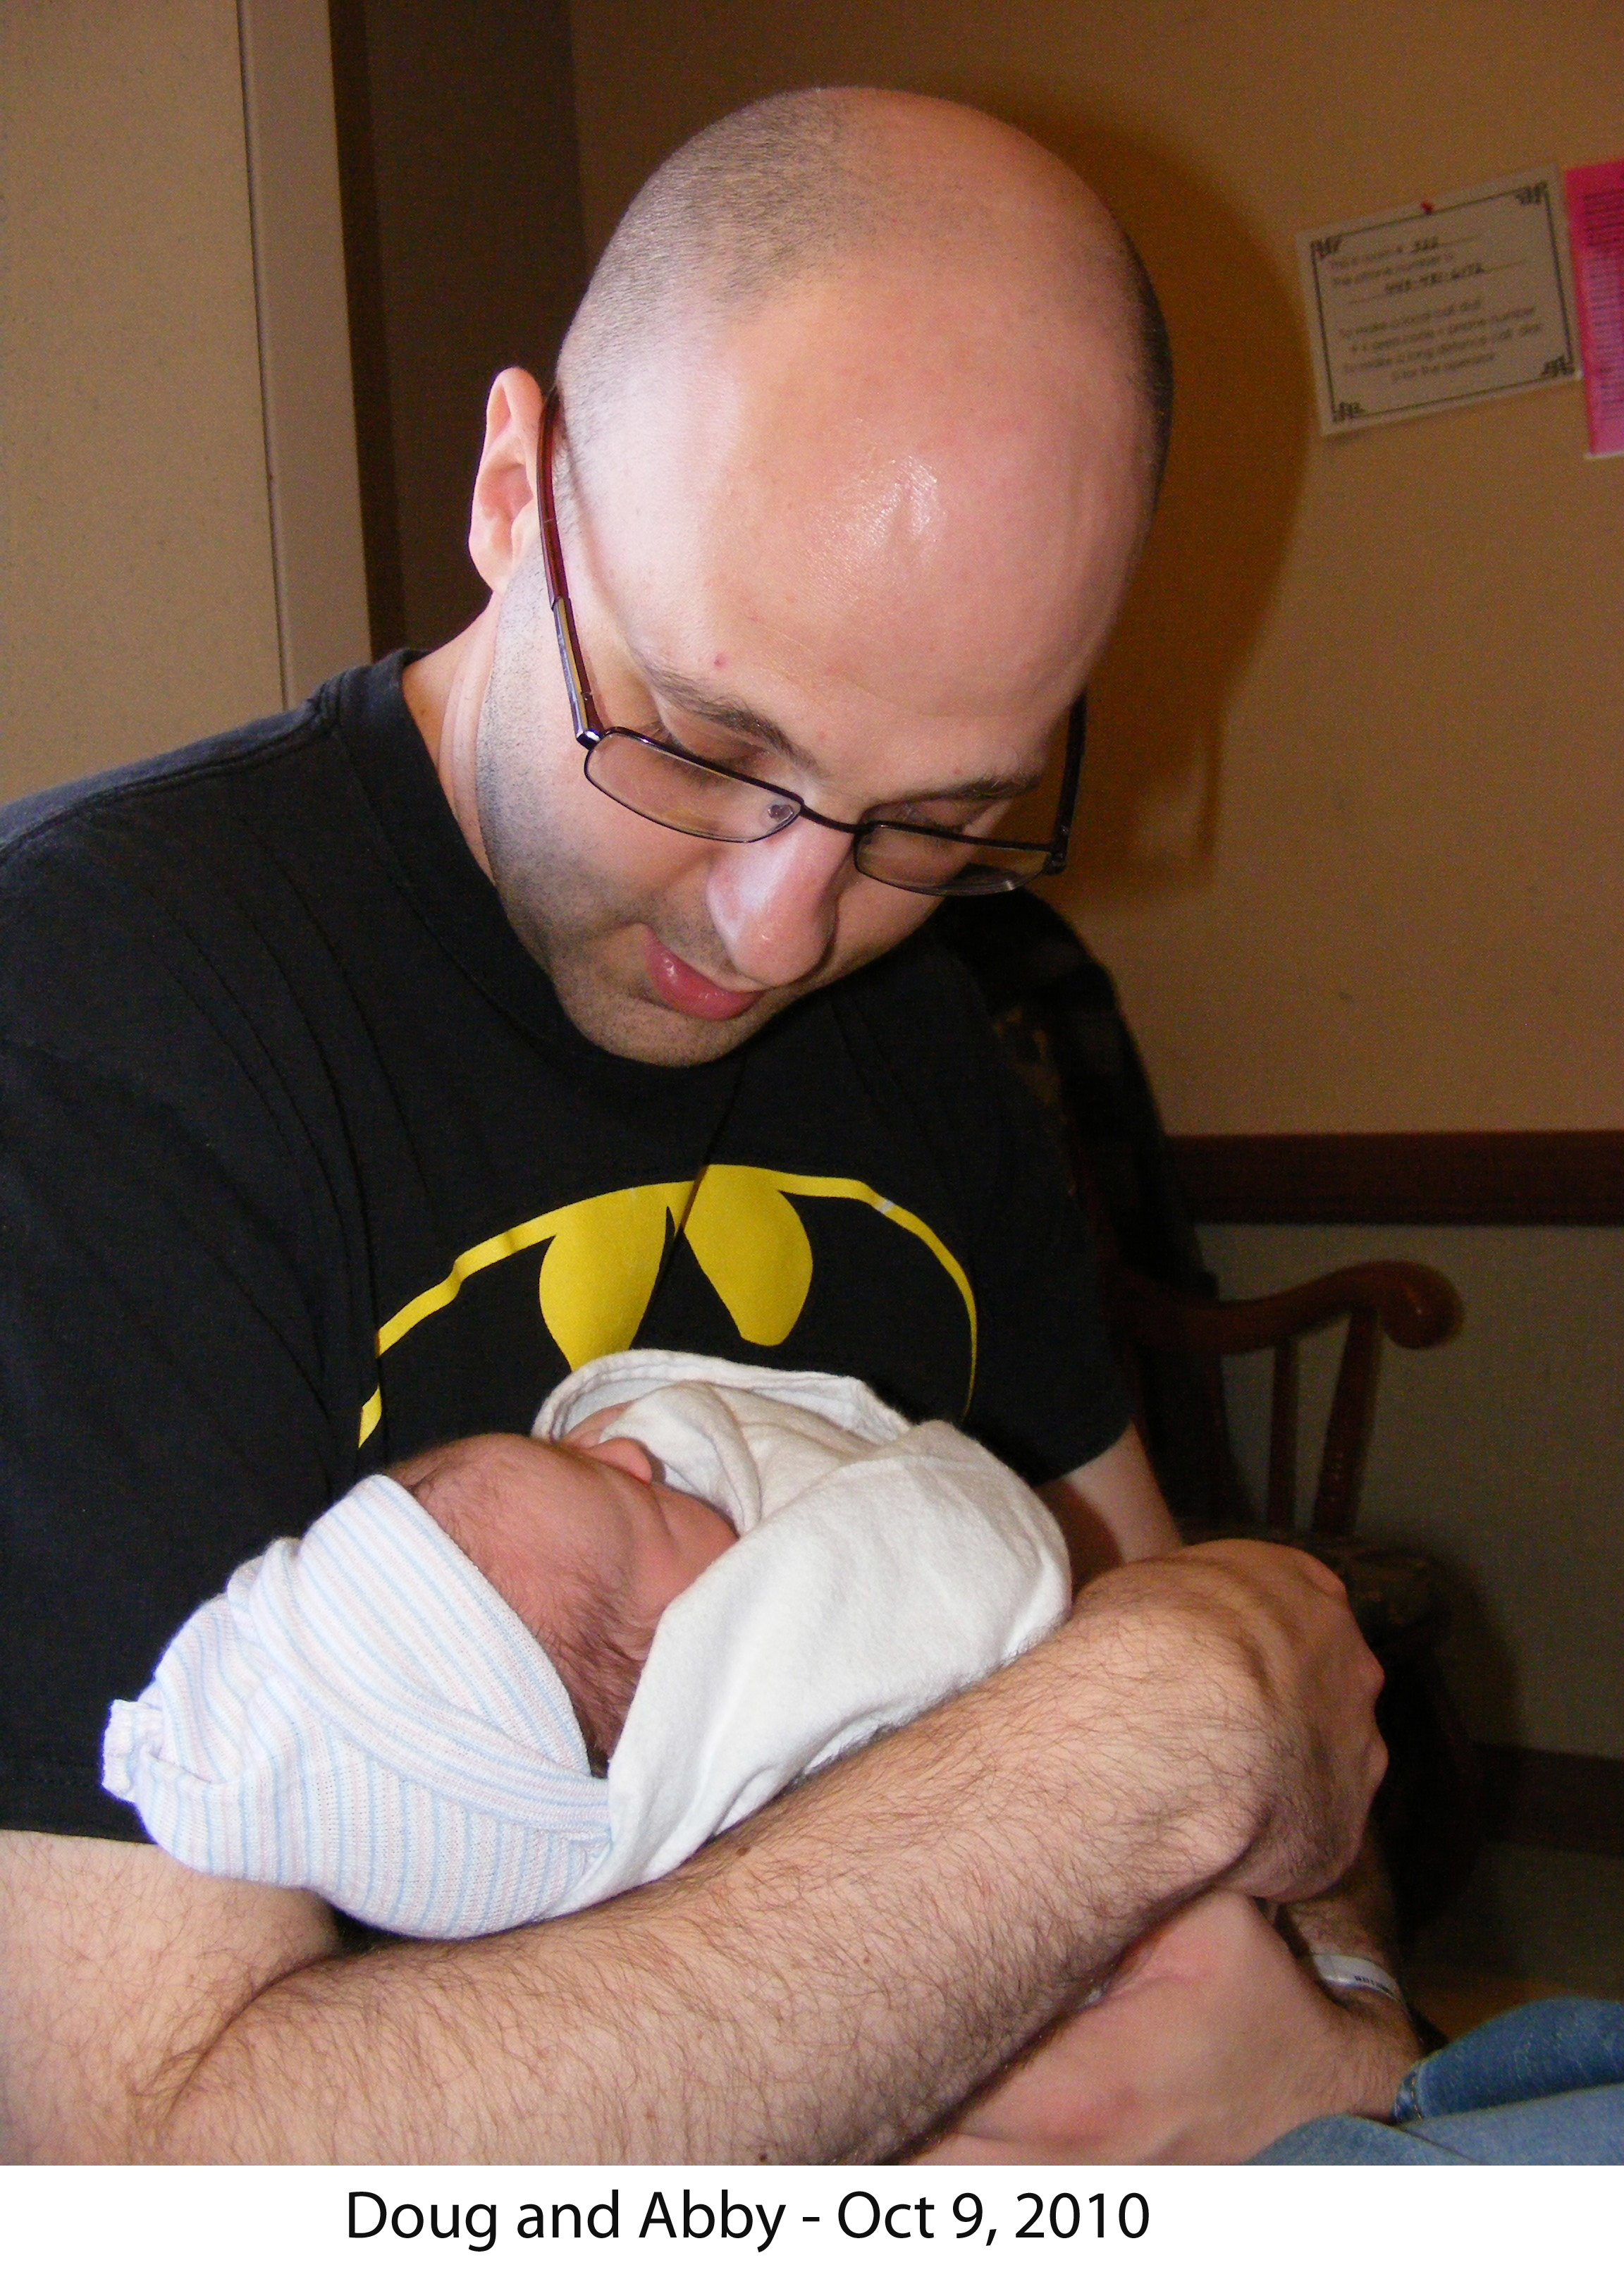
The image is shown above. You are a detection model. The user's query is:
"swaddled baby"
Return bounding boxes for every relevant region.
[103,1353,1069,1939]
[395,1401,744,1776]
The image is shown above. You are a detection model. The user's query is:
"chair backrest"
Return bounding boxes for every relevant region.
[1107,1258,1460,1539]
[935,892,1211,1294]
[935,893,1222,1517]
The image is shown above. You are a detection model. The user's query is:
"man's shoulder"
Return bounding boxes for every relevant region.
[0,683,343,896]
[0,662,424,1045]
[0,666,409,1062]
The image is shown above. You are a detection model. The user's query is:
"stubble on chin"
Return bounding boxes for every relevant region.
[543,913,787,1067]
[474,741,778,1065]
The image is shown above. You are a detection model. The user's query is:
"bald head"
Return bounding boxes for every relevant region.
[561,89,1170,497]
[455,92,1169,1063]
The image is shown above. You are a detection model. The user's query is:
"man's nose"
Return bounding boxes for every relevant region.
[703,817,854,986]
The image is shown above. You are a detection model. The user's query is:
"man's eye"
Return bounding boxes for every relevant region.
[879,798,995,831]
[649,717,757,772]
[634,716,710,761]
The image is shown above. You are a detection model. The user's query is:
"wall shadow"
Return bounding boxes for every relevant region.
[995,106,1315,911]
[331,0,589,656]
[1428,1548,1525,1760]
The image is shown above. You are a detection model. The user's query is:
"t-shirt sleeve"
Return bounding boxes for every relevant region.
[956,997,1132,1486]
[0,1035,359,1840]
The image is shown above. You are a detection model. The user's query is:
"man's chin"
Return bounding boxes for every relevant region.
[548,961,794,1067]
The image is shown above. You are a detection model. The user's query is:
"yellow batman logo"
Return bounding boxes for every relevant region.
[357,1165,975,1447]
[681,1163,816,1348]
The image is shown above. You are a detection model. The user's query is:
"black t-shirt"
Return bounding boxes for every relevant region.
[0,656,1128,1841]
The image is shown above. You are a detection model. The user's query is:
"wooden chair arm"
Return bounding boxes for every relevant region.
[1105,1257,1461,1541]
[1106,1258,1461,1358]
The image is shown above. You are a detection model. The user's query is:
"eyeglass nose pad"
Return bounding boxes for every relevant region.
[764,797,797,826]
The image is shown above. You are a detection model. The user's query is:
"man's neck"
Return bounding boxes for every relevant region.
[401,603,500,880]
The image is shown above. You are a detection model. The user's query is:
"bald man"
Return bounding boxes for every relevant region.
[0,90,1413,2161]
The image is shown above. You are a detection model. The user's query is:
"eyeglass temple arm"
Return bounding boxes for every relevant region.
[539,390,603,742]
[1041,692,1088,873]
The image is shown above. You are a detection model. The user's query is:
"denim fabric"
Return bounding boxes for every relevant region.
[1252,2116,1465,2162]
[1251,2000,1624,2165]
[1395,1997,1624,2118]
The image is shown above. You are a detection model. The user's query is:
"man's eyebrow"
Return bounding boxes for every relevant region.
[918,768,1048,803]
[640,661,1045,802]
[641,663,807,762]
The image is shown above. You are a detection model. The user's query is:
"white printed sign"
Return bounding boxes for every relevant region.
[1298,166,1580,436]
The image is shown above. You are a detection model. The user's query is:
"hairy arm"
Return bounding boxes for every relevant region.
[1,1538,1383,2163]
[1272,1824,1420,2065]
[1277,1827,1403,1982]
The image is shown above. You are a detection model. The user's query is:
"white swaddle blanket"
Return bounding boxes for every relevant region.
[103,1353,1069,1937]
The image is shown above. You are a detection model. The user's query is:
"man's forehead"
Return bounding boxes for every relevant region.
[567,303,1145,729]
[571,462,1110,766]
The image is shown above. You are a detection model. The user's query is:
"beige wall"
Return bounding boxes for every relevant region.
[568,0,1624,1133]
[238,0,371,703]
[0,0,283,802]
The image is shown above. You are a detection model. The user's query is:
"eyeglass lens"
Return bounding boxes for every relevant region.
[585,732,1044,896]
[585,735,798,843]
[854,825,1049,895]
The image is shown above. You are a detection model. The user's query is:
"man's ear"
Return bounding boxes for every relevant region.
[469,367,544,594]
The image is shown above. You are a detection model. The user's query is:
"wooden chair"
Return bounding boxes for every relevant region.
[1106,1253,1459,1542]
[1105,1251,1482,1936]
[935,892,1482,1933]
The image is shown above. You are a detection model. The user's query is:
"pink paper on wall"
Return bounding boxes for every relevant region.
[1565,159,1624,457]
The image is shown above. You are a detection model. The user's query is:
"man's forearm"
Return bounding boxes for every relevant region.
[162,1585,1252,2160]
[6,1540,1384,2163]
[1278,1826,1421,2093]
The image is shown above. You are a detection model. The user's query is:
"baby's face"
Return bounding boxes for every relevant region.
[396,1413,737,1766]
[523,1411,738,1764]
[549,1404,739,1633]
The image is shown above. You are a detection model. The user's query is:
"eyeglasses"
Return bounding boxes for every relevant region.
[536,391,1086,897]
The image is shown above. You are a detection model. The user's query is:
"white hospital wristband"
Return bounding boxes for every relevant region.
[1310,1951,1405,2006]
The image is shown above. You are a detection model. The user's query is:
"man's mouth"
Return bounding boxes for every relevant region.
[641,933,766,1022]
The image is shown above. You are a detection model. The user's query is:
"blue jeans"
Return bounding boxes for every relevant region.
[1252,1999,1624,2163]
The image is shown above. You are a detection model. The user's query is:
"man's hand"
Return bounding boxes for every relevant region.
[916,1890,1422,2165]
[1071,1537,1387,1904]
